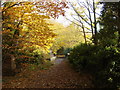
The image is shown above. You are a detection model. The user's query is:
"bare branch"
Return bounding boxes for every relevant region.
[69,2,91,26]
[65,16,82,27]
[65,16,92,34]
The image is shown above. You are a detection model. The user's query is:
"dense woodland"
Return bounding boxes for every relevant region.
[1,0,120,89]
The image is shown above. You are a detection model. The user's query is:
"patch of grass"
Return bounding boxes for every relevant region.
[2,79,6,83]
[28,64,37,71]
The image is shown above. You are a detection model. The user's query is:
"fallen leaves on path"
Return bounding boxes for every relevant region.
[2,58,94,88]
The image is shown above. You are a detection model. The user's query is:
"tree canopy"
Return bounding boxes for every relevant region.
[2,1,68,54]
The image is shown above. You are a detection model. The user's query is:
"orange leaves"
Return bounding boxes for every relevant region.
[35,1,69,19]
[2,29,11,34]
[17,55,33,59]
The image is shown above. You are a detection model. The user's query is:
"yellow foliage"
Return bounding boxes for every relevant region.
[48,20,85,53]
[2,2,56,53]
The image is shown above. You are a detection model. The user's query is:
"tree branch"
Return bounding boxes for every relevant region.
[2,2,23,13]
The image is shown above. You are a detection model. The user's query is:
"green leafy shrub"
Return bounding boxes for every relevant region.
[68,43,120,88]
[30,52,44,65]
[15,51,44,65]
[68,43,99,71]
[93,47,120,88]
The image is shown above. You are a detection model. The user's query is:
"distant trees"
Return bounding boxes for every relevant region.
[66,0,100,45]
[49,21,84,54]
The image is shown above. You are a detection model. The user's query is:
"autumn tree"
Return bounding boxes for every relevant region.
[2,1,68,60]
[2,2,66,47]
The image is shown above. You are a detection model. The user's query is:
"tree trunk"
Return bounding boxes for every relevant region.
[81,23,87,44]
[118,5,120,47]
[2,54,16,76]
[93,0,98,45]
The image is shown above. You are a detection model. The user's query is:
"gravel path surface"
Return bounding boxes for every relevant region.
[2,58,94,88]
